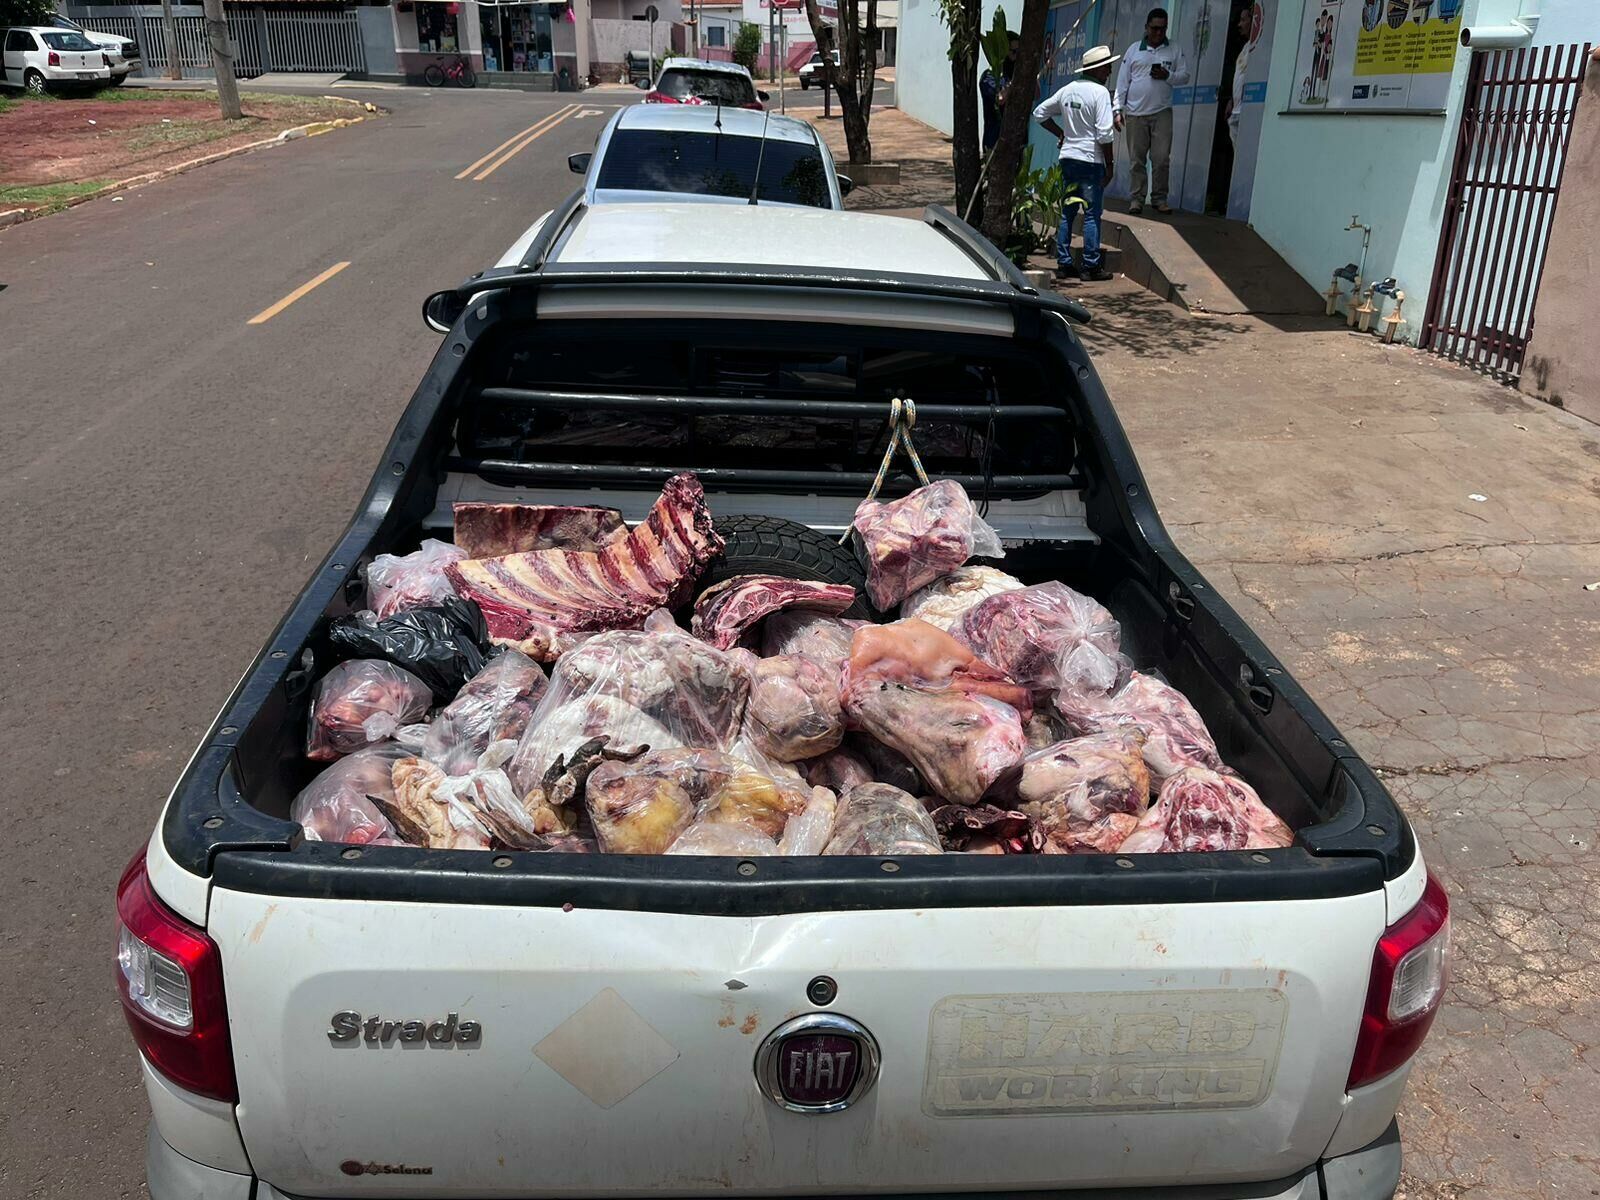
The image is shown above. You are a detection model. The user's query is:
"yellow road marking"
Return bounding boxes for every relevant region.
[472,104,580,181]
[247,261,351,326]
[456,103,578,180]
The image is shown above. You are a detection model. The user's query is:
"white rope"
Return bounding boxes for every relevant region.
[840,396,931,545]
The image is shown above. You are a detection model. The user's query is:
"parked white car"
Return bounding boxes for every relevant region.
[46,11,140,84]
[0,25,111,93]
[562,103,851,213]
[797,49,839,89]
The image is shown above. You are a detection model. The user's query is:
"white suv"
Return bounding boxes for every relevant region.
[46,11,140,84]
[797,49,839,89]
[0,25,111,93]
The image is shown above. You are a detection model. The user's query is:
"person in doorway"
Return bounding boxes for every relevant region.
[1114,7,1189,214]
[1225,4,1255,147]
[1034,45,1119,282]
[980,33,1020,151]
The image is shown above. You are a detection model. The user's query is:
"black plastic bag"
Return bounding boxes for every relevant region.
[328,597,491,700]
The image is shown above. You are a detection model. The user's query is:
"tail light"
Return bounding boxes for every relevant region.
[1346,872,1449,1090]
[115,852,237,1102]
[48,50,61,65]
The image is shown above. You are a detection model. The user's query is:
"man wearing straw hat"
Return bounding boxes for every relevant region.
[1033,44,1120,283]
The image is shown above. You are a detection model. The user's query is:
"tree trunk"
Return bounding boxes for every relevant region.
[201,0,241,119]
[948,0,980,215]
[804,0,874,164]
[158,0,181,80]
[979,0,1047,244]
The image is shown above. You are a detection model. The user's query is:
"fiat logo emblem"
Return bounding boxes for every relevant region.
[755,1013,881,1113]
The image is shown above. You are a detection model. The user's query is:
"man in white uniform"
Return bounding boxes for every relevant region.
[1033,45,1119,282]
[1113,7,1190,214]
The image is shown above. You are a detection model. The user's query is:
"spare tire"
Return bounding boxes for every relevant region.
[695,515,872,619]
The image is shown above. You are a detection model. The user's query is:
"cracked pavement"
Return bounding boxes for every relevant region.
[1084,280,1600,1200]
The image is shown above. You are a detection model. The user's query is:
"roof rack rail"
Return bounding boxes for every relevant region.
[923,204,1091,325]
[517,188,587,271]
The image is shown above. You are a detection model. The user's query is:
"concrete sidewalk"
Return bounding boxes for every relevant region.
[812,105,1600,1198]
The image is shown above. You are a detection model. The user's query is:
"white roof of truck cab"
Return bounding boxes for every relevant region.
[659,56,753,79]
[551,203,990,280]
[614,103,817,144]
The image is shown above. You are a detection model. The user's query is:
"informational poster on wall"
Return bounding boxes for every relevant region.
[1288,0,1464,113]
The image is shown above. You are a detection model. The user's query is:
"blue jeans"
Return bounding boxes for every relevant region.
[1057,158,1105,271]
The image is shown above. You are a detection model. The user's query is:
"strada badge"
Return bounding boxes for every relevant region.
[328,1011,483,1046]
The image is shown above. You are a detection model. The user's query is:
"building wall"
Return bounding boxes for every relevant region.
[591,14,662,63]
[1247,0,1596,343]
[898,0,1025,133]
[1520,50,1600,425]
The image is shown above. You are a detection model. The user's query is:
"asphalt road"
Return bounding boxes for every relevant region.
[0,85,617,1198]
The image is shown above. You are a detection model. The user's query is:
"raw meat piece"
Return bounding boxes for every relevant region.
[847,735,926,794]
[445,474,724,661]
[840,620,1029,804]
[422,650,549,775]
[850,480,1003,610]
[507,694,679,800]
[667,823,779,856]
[928,803,1036,853]
[1119,766,1292,853]
[327,597,491,700]
[374,757,492,851]
[803,746,875,794]
[901,566,1025,632]
[844,619,1032,713]
[777,787,838,855]
[691,575,858,651]
[586,748,740,854]
[1023,704,1072,750]
[365,539,468,618]
[744,654,845,762]
[957,582,1125,702]
[822,784,943,855]
[988,730,1151,854]
[290,745,408,846]
[759,610,862,666]
[697,767,812,840]
[453,502,627,558]
[306,661,432,762]
[1060,671,1223,781]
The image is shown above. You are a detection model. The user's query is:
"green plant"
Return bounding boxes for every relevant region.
[1004,143,1083,264]
[731,21,762,73]
[0,0,56,26]
[979,7,1010,74]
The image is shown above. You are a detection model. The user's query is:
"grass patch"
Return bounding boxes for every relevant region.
[0,179,111,210]
[0,94,16,116]
[123,116,246,152]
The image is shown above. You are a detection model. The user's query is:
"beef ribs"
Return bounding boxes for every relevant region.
[901,566,1025,632]
[445,474,724,661]
[452,503,627,558]
[690,575,857,651]
[850,480,1003,610]
[1118,766,1292,853]
[841,620,1029,804]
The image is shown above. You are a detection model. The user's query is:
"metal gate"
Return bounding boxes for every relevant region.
[1421,43,1591,380]
[262,6,364,73]
[72,5,359,77]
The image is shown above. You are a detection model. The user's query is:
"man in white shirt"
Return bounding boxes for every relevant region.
[1033,45,1119,282]
[1113,7,1190,214]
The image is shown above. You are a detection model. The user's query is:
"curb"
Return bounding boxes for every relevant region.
[0,109,374,229]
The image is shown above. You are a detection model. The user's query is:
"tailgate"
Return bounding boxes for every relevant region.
[210,890,1383,1197]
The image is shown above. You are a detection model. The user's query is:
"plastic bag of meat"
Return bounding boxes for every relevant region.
[901,566,1025,632]
[743,654,845,762]
[847,735,926,794]
[804,745,876,794]
[985,730,1151,853]
[759,610,862,667]
[851,480,1004,611]
[667,822,779,857]
[692,575,858,650]
[290,745,409,846]
[1119,766,1292,853]
[421,649,548,775]
[1022,703,1073,750]
[929,802,1036,853]
[507,611,750,808]
[1059,671,1223,781]
[777,787,838,855]
[452,502,627,558]
[364,540,468,619]
[306,660,433,762]
[840,620,1029,804]
[370,756,492,851]
[327,596,491,701]
[957,582,1126,703]
[822,783,943,855]
[585,748,738,854]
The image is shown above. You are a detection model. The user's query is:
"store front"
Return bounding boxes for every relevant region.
[394,0,484,79]
[479,1,558,76]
